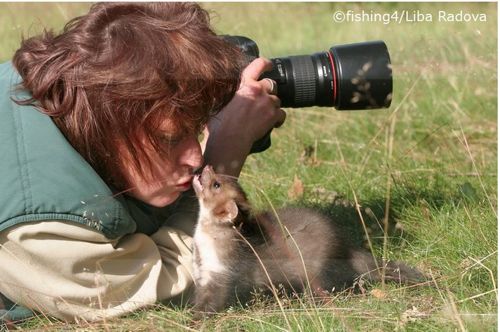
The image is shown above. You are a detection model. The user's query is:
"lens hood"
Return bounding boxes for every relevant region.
[330,41,392,110]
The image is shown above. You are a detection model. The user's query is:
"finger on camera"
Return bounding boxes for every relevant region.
[261,78,278,96]
[270,95,281,109]
[241,80,276,100]
[242,57,273,81]
[274,108,286,128]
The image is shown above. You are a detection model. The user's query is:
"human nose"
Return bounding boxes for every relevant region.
[178,136,203,171]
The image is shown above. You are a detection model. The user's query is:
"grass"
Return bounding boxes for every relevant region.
[0,2,497,331]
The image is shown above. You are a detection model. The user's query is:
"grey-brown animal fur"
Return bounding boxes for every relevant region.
[191,165,424,319]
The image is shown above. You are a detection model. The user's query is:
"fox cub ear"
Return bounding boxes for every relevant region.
[214,200,238,222]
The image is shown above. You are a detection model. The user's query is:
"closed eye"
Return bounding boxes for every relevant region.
[160,135,183,146]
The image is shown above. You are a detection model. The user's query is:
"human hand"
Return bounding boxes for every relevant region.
[203,58,286,176]
[215,57,286,143]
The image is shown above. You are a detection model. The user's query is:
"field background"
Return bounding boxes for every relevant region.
[0,2,497,331]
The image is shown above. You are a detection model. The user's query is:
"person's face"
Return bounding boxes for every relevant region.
[123,121,204,207]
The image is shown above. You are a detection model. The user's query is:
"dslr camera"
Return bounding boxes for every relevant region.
[222,36,393,152]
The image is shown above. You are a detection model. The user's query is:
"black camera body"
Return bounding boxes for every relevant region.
[222,36,393,152]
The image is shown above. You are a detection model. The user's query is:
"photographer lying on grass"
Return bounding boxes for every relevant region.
[0,2,285,322]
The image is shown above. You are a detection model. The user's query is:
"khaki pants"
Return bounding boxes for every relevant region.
[0,221,195,322]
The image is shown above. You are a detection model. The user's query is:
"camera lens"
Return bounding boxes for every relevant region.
[261,41,392,110]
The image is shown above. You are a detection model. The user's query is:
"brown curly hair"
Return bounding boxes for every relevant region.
[12,2,242,190]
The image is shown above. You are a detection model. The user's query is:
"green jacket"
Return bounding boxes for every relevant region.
[0,61,170,239]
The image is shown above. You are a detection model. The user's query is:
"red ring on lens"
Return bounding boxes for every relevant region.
[327,51,337,104]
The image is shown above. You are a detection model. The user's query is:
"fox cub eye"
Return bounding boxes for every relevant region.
[213,181,221,189]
